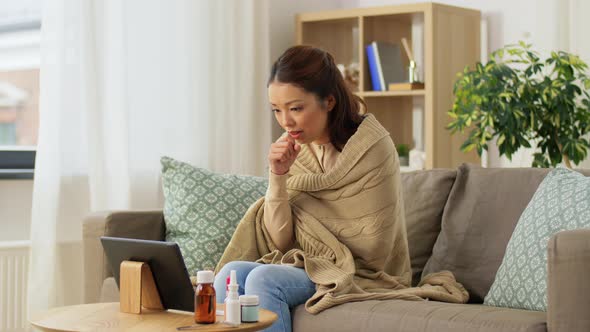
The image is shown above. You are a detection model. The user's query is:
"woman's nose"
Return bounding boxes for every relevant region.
[281,112,295,127]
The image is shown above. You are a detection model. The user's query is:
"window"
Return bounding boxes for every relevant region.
[0,1,41,179]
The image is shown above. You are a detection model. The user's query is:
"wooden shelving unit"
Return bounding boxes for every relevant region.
[296,3,481,169]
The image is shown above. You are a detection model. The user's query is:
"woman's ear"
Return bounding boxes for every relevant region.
[326,95,336,111]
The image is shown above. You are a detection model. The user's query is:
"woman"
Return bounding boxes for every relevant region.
[214,45,467,332]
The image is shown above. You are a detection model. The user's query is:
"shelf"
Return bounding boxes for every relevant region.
[358,90,425,97]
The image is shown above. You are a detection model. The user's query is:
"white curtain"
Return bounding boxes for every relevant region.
[28,0,270,315]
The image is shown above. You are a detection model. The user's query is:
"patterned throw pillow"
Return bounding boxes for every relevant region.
[484,167,590,311]
[161,156,268,275]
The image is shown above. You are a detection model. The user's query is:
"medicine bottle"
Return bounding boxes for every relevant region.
[239,295,260,322]
[225,270,241,326]
[194,270,216,324]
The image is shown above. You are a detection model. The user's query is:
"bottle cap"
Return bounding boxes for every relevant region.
[229,270,238,286]
[196,270,214,284]
[227,270,239,300]
[239,295,259,305]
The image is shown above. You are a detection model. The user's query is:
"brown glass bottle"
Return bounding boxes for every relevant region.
[194,271,216,324]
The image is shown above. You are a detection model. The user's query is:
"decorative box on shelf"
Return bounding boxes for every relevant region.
[388,82,425,91]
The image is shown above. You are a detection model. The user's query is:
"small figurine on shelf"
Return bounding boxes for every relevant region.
[401,38,419,83]
[337,62,360,92]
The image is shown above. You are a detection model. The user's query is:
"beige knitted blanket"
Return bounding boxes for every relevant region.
[216,114,468,314]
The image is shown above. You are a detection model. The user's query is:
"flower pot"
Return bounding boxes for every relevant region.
[399,156,409,167]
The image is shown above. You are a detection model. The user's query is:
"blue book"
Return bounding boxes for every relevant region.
[366,43,383,91]
[366,41,405,91]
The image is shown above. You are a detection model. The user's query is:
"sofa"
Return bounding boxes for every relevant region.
[83,164,590,332]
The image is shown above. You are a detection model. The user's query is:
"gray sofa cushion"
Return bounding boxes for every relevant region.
[401,169,456,286]
[292,300,546,332]
[422,164,551,303]
[102,211,166,277]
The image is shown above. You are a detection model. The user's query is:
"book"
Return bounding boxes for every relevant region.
[365,44,382,91]
[388,82,425,91]
[366,41,405,91]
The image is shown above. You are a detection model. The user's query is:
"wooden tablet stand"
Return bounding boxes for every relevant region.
[119,260,164,314]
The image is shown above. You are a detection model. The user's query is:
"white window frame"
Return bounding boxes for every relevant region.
[0,18,40,179]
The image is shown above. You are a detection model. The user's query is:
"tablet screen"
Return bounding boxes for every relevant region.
[100,236,195,312]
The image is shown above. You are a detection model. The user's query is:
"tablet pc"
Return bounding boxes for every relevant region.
[100,236,194,312]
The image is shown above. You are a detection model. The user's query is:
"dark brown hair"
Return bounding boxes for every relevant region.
[268,45,365,151]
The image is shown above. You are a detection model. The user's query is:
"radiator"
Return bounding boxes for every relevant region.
[0,241,29,332]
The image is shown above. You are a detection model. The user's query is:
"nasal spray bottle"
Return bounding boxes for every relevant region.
[225,270,241,326]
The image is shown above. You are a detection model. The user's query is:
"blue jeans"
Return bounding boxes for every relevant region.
[214,261,316,332]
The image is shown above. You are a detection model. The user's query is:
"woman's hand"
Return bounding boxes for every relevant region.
[268,134,301,175]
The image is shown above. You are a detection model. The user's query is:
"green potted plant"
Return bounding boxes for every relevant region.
[396,143,409,166]
[447,41,590,168]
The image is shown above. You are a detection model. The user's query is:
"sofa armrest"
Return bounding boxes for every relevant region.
[82,210,165,303]
[547,229,590,332]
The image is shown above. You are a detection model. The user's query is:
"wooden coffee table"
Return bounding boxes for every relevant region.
[30,302,278,331]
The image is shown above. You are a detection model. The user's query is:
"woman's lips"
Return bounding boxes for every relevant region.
[289,131,302,139]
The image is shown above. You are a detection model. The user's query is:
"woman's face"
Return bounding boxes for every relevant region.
[268,82,334,145]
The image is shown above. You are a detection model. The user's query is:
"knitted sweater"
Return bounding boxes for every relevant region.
[264,141,339,252]
[216,114,468,313]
